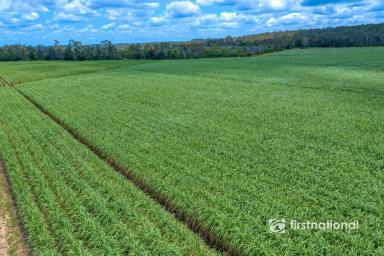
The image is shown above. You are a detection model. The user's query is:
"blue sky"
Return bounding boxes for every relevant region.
[0,0,383,45]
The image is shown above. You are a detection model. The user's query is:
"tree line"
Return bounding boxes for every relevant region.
[0,23,383,61]
[0,40,119,61]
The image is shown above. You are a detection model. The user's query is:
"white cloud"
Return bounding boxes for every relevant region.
[218,12,245,29]
[220,12,239,22]
[197,14,218,25]
[101,22,116,30]
[196,0,235,5]
[90,0,132,8]
[220,21,239,28]
[150,16,167,25]
[138,2,160,10]
[22,12,39,21]
[10,18,20,24]
[194,11,260,30]
[53,0,98,22]
[267,12,307,27]
[106,9,121,20]
[233,0,300,13]
[62,0,94,15]
[41,6,49,13]
[89,0,160,10]
[1,0,384,44]
[77,25,98,33]
[26,23,44,31]
[118,24,130,30]
[54,12,82,22]
[0,0,11,11]
[105,9,134,21]
[219,12,259,24]
[369,0,384,11]
[166,1,200,18]
[267,0,286,9]
[53,24,76,33]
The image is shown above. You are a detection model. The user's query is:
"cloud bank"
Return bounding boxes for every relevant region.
[0,0,383,45]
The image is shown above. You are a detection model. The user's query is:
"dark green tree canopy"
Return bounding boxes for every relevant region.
[0,23,383,61]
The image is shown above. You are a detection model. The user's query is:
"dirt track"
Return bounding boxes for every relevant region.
[0,160,29,256]
[0,216,7,256]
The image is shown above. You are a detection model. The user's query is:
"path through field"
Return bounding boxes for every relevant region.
[0,87,218,255]
[0,216,7,256]
[16,88,231,254]
[0,48,383,255]
[0,160,28,256]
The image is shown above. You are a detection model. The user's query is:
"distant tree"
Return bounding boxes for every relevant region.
[0,23,383,61]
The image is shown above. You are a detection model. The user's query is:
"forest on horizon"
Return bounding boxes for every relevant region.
[0,23,383,61]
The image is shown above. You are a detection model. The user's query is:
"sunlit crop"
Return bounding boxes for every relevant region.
[1,47,384,255]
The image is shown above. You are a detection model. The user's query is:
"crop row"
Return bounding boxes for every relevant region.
[0,60,146,85]
[17,48,384,255]
[0,76,11,87]
[0,88,216,255]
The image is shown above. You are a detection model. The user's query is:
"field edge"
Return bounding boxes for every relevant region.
[0,158,30,256]
[14,87,237,255]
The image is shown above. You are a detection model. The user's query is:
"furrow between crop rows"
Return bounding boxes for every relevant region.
[17,50,384,255]
[15,87,237,255]
[0,87,218,255]
[0,157,30,256]
[0,124,59,255]
[3,107,114,255]
[0,76,12,87]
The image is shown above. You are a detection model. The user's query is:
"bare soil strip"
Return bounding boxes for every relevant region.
[16,88,237,256]
[0,216,7,256]
[0,77,13,87]
[0,159,29,256]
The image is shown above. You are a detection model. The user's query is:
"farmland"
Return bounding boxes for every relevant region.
[0,47,383,255]
[0,88,216,255]
[0,60,147,85]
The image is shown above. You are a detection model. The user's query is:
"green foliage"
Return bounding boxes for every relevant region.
[0,40,121,61]
[11,47,384,255]
[0,88,216,255]
[0,60,147,84]
[1,23,383,61]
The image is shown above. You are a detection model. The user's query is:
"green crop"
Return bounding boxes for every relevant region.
[0,88,216,255]
[0,60,148,85]
[1,47,384,255]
